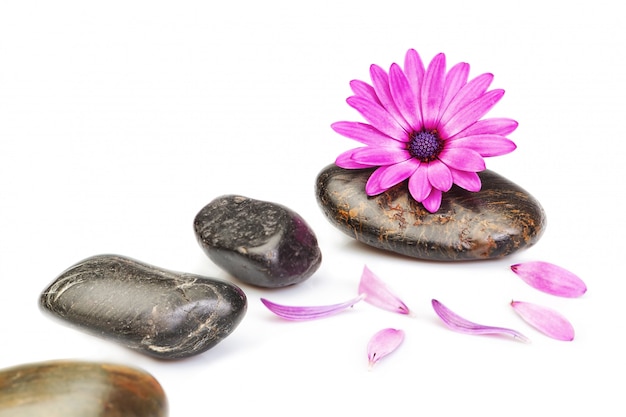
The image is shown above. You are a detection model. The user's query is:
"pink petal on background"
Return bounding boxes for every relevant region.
[432,299,529,342]
[260,294,365,321]
[367,328,405,369]
[407,166,432,202]
[370,64,411,131]
[389,63,421,130]
[511,301,575,341]
[426,159,453,191]
[440,89,505,138]
[403,48,425,100]
[366,166,395,195]
[350,145,411,165]
[422,187,442,213]
[347,95,407,139]
[449,168,481,192]
[510,261,587,298]
[335,148,373,169]
[359,265,411,315]
[437,72,494,127]
[421,53,446,129]
[350,79,381,105]
[445,134,517,157]
[439,62,470,118]
[377,158,420,189]
[451,117,518,137]
[438,147,486,172]
[331,121,403,146]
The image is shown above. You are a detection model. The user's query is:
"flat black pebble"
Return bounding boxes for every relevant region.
[0,360,167,417]
[194,195,322,288]
[316,164,546,261]
[40,254,247,359]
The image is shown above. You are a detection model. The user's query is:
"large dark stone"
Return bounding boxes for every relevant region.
[316,164,546,261]
[0,360,167,417]
[40,254,247,359]
[194,195,322,288]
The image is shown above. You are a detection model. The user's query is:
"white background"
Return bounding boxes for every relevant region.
[1,1,624,415]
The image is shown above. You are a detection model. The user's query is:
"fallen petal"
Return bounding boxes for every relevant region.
[510,261,587,298]
[431,299,529,342]
[367,328,405,369]
[260,294,365,321]
[511,301,575,341]
[358,265,411,315]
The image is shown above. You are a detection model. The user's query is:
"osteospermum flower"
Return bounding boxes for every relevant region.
[333,49,517,213]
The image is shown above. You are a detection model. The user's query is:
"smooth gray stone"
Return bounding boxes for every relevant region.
[40,254,247,359]
[316,164,546,261]
[0,360,167,417]
[194,195,322,288]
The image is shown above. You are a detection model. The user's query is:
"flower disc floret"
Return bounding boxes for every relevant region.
[408,130,443,162]
[333,49,518,213]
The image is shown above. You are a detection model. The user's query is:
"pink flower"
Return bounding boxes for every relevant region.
[333,49,517,213]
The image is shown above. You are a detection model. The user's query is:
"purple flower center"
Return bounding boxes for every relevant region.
[407,129,444,162]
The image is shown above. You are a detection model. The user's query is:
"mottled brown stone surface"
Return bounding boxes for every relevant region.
[316,164,546,261]
[0,360,167,417]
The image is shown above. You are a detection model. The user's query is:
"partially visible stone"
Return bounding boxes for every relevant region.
[194,195,322,288]
[0,360,167,417]
[40,254,247,359]
[316,164,546,261]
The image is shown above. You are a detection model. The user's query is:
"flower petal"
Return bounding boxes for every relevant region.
[260,294,366,321]
[421,53,446,129]
[350,146,411,165]
[421,187,442,213]
[370,64,411,131]
[451,117,518,138]
[367,328,405,369]
[335,148,374,169]
[431,299,530,342]
[510,261,587,298]
[347,96,407,139]
[446,134,517,157]
[407,165,431,202]
[367,159,420,194]
[438,61,470,119]
[511,301,575,341]
[438,72,493,128]
[350,79,381,104]
[403,48,425,105]
[331,121,404,147]
[427,159,453,192]
[358,265,411,315]
[438,147,486,172]
[389,63,421,130]
[378,158,420,189]
[440,89,505,138]
[450,168,481,192]
[365,166,393,195]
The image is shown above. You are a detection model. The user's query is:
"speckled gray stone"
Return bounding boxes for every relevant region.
[40,254,247,359]
[0,360,167,417]
[194,195,322,288]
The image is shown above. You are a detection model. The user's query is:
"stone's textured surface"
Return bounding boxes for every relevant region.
[40,254,247,359]
[0,360,167,417]
[316,164,546,261]
[194,195,322,288]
